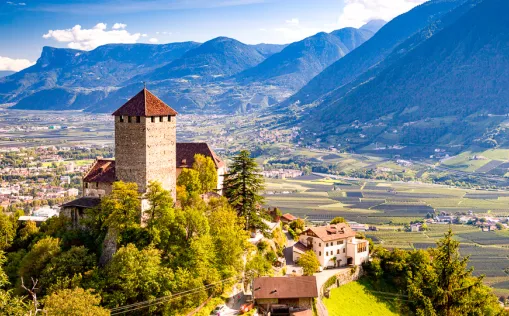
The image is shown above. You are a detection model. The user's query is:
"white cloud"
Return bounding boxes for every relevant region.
[112,23,127,30]
[42,23,142,50]
[338,0,428,28]
[273,18,321,43]
[149,38,159,43]
[0,56,34,72]
[285,18,300,26]
[141,33,148,37]
[6,1,26,5]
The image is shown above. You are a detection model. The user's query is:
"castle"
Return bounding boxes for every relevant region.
[62,88,225,222]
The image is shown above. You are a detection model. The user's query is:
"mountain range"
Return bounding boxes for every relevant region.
[286,0,509,150]
[0,21,382,113]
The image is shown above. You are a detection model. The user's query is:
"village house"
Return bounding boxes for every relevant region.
[253,276,318,315]
[61,88,225,221]
[293,223,369,268]
[281,213,298,225]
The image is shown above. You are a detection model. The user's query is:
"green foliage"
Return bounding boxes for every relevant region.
[100,182,141,234]
[144,181,175,245]
[193,154,218,193]
[42,288,109,316]
[0,210,17,250]
[0,251,29,315]
[223,150,265,230]
[39,246,96,295]
[18,236,61,282]
[290,218,305,231]
[364,230,506,315]
[298,250,320,276]
[330,217,346,224]
[101,244,174,309]
[177,168,202,194]
[245,253,273,280]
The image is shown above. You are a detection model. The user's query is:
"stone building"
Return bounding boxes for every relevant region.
[62,88,224,220]
[253,276,317,314]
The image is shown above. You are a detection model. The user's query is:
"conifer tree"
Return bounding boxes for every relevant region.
[408,229,502,316]
[223,150,265,230]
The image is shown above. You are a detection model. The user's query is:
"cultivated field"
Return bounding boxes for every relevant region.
[263,176,509,293]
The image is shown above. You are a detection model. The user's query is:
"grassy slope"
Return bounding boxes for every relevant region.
[323,281,400,316]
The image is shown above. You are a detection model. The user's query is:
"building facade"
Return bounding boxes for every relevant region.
[293,224,369,268]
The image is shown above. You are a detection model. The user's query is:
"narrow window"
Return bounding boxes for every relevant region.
[159,116,163,122]
[136,116,141,123]
[119,116,124,123]
[337,249,340,254]
[85,183,89,188]
[128,116,132,123]
[319,251,321,256]
[168,115,171,121]
[96,182,99,188]
[319,243,321,247]
[343,248,345,253]
[151,117,155,123]
[337,241,340,245]
[326,243,328,247]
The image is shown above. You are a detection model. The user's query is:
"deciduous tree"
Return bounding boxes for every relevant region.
[298,250,320,276]
[42,288,109,316]
[193,154,218,193]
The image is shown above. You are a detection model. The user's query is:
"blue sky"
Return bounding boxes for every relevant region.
[0,0,427,71]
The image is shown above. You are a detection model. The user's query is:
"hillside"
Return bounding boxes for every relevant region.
[4,23,378,114]
[146,37,266,80]
[236,26,377,90]
[301,0,509,150]
[282,0,468,108]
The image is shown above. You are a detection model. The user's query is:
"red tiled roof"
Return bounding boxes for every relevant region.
[253,276,318,299]
[112,88,178,117]
[176,143,225,169]
[281,213,297,221]
[305,223,356,242]
[83,159,116,183]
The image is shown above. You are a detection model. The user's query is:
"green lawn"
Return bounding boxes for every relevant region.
[323,281,400,316]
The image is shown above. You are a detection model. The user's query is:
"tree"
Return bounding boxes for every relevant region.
[193,154,218,193]
[18,236,61,283]
[177,168,201,194]
[407,229,503,315]
[39,246,96,295]
[330,217,346,224]
[223,150,265,230]
[298,250,320,276]
[42,288,109,316]
[0,251,29,315]
[290,218,305,232]
[97,182,140,266]
[0,210,16,250]
[101,244,174,309]
[144,182,175,245]
[207,198,248,278]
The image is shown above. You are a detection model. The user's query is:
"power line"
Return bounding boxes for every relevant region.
[110,277,239,315]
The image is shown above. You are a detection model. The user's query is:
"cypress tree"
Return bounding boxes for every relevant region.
[223,150,265,230]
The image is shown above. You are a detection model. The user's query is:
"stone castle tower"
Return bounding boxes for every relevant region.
[112,88,178,199]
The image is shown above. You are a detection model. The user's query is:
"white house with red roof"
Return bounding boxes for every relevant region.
[293,223,369,268]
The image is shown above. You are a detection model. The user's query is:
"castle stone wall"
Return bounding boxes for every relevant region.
[115,115,176,200]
